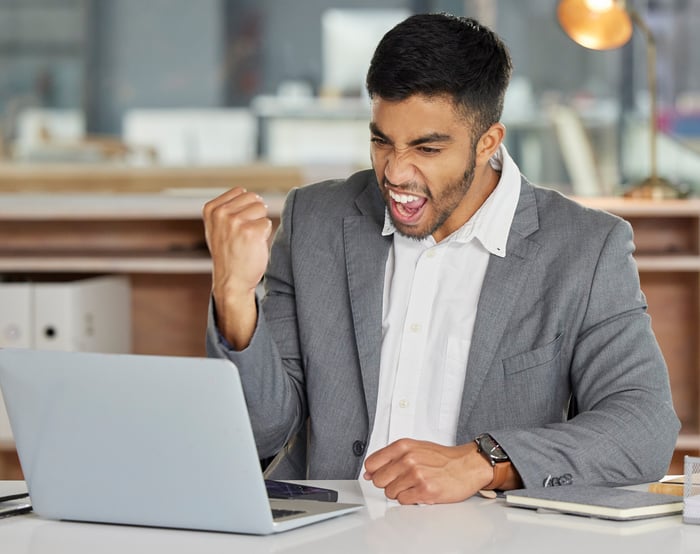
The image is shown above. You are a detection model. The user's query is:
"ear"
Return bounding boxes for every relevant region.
[475,123,505,166]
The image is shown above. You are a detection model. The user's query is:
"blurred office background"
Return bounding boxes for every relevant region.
[0,0,699,194]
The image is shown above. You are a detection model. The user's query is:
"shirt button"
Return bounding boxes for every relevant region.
[409,323,421,333]
[426,250,436,258]
[352,440,366,457]
[398,399,409,408]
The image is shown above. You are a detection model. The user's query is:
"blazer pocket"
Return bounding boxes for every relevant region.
[502,333,563,375]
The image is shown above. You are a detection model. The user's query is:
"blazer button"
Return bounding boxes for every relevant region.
[352,440,366,457]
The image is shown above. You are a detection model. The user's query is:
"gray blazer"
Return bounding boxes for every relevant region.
[207,169,679,488]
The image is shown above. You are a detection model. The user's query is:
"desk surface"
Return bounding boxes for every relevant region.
[2,480,699,554]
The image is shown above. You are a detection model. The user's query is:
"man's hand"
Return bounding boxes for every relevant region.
[202,187,273,350]
[362,439,494,505]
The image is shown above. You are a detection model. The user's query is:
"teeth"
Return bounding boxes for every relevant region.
[389,190,420,204]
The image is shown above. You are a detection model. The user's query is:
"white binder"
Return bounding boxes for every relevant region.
[0,283,33,442]
[33,276,131,353]
[0,276,131,442]
[0,282,33,349]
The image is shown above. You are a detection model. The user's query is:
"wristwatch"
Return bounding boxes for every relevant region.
[474,433,511,490]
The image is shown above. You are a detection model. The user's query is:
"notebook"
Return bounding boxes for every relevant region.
[0,348,363,534]
[506,485,683,521]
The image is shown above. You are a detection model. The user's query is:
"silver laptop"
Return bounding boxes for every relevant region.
[0,348,363,534]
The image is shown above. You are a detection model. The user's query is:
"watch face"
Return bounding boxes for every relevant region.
[477,434,509,463]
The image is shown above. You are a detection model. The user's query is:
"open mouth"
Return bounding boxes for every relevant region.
[388,189,428,225]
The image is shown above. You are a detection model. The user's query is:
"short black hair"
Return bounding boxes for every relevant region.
[366,13,513,140]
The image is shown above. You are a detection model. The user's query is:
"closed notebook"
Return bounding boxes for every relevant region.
[505,485,683,521]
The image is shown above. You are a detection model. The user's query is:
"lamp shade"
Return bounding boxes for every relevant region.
[557,0,633,50]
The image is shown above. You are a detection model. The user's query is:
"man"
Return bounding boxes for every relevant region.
[204,13,679,505]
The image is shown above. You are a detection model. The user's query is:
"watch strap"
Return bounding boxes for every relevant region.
[484,459,511,490]
[475,433,511,491]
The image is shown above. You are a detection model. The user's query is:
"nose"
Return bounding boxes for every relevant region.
[383,149,416,186]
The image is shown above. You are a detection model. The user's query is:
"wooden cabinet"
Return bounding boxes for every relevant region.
[0,192,288,356]
[0,193,698,477]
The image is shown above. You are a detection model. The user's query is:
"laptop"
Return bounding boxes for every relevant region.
[0,348,363,534]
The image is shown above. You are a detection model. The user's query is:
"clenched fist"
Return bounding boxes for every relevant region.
[203,187,273,350]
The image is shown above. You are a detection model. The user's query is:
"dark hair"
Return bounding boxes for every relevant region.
[366,13,513,140]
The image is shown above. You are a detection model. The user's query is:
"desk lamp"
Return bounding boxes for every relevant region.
[557,0,683,199]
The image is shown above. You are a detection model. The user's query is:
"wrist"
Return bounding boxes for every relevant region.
[213,280,258,307]
[213,289,259,351]
[472,443,497,489]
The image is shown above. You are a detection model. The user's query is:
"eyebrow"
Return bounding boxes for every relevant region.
[369,123,453,147]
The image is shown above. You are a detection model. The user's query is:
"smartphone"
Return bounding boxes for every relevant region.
[265,480,338,502]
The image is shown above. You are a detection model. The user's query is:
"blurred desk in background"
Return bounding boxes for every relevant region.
[0,163,305,194]
[252,95,370,169]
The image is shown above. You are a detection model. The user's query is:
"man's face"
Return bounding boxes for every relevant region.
[370,94,478,242]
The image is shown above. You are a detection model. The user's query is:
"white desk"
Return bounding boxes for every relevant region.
[2,480,700,554]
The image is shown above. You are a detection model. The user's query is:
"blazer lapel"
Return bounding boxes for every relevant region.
[343,180,391,431]
[457,179,542,436]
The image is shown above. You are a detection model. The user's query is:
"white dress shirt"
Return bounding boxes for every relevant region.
[363,144,522,462]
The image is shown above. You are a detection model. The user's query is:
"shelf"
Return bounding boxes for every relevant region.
[577,196,700,217]
[676,434,700,450]
[0,191,287,220]
[0,163,304,194]
[635,256,700,271]
[0,254,212,274]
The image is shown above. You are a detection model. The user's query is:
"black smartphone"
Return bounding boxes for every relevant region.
[264,480,338,502]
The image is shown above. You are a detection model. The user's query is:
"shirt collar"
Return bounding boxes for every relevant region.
[381,144,521,257]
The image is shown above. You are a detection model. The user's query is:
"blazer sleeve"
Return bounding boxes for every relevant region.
[490,218,680,488]
[206,188,307,460]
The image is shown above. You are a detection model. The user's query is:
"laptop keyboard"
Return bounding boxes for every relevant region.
[272,508,306,520]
